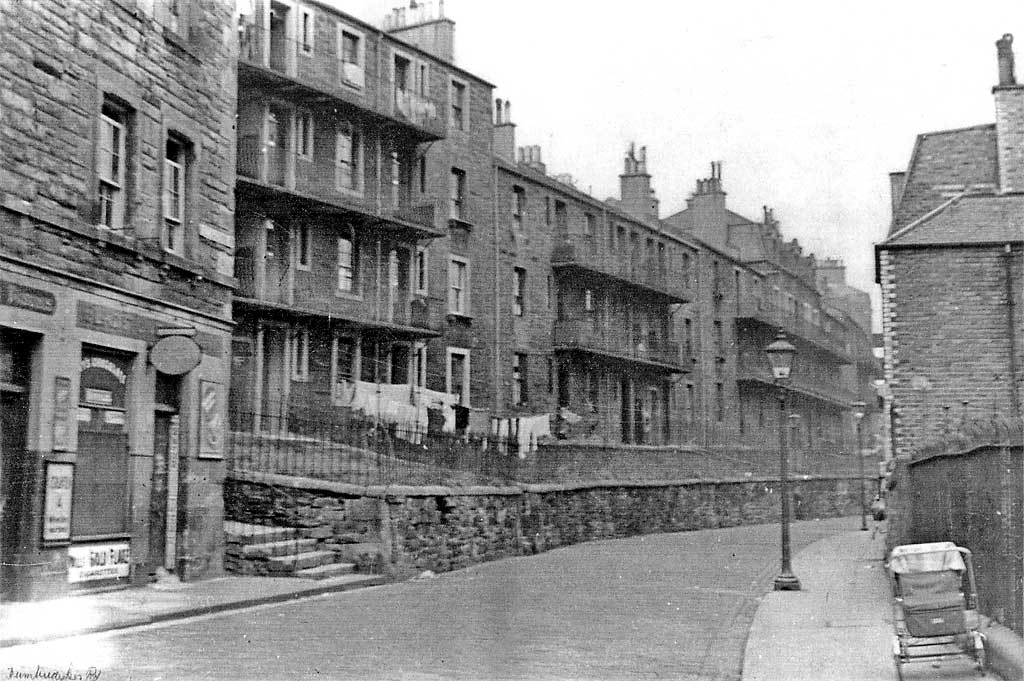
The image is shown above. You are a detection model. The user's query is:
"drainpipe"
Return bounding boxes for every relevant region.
[1004,244,1020,418]
[492,162,501,416]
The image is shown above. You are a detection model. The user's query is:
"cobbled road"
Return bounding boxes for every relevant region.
[0,517,856,681]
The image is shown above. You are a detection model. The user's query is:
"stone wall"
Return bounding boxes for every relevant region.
[225,472,863,577]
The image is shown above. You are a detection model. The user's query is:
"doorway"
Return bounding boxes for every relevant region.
[149,372,182,577]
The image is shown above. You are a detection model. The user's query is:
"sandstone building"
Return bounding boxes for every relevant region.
[0,0,237,599]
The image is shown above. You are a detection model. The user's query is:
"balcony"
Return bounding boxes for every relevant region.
[551,235,691,303]
[735,297,851,362]
[735,350,857,408]
[236,137,443,240]
[235,285,445,338]
[553,318,688,372]
[236,18,445,142]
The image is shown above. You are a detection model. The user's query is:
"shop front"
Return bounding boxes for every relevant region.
[0,262,231,600]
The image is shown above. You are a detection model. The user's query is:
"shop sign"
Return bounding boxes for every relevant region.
[42,462,74,544]
[150,334,201,376]
[80,353,129,409]
[67,542,130,582]
[0,279,56,315]
[198,380,223,459]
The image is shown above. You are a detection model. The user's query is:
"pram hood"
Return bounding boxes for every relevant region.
[888,541,967,574]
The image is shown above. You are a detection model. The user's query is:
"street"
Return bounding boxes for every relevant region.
[0,518,854,681]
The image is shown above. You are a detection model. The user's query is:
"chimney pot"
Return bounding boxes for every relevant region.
[997,33,1016,86]
[495,98,503,124]
[504,100,511,122]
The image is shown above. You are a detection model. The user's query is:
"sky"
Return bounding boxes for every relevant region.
[342,0,1021,332]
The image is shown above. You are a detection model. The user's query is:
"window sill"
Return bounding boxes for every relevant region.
[448,217,473,231]
[335,290,363,301]
[447,312,473,323]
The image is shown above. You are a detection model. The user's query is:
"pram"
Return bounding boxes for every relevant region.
[887,542,985,679]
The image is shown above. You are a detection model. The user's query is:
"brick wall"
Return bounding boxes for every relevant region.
[883,245,1023,457]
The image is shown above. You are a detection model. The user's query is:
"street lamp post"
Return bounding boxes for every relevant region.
[852,401,867,531]
[766,332,800,591]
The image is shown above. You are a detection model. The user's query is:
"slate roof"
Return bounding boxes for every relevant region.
[890,124,998,234]
[882,192,1024,247]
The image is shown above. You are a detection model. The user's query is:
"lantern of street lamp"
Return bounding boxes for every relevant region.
[767,332,800,591]
[852,400,867,531]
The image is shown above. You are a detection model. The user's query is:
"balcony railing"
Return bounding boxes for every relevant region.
[735,297,851,362]
[553,318,686,372]
[236,17,445,140]
[735,350,858,407]
[551,235,691,303]
[236,138,441,237]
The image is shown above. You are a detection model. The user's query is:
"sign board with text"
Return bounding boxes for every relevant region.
[42,462,73,545]
[68,542,130,583]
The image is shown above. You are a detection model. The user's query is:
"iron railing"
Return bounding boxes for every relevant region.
[551,235,692,302]
[736,297,851,361]
[553,318,686,371]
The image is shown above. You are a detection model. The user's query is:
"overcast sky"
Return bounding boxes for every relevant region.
[343,1,1020,331]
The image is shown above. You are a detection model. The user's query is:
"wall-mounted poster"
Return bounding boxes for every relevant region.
[52,376,72,451]
[198,380,223,459]
[42,461,73,545]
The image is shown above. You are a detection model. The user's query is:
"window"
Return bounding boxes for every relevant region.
[418,156,427,193]
[546,275,553,310]
[715,383,724,422]
[413,342,427,388]
[337,228,358,293]
[512,353,527,406]
[338,27,364,88]
[588,369,600,407]
[684,318,693,357]
[388,151,401,208]
[296,111,313,160]
[544,196,551,226]
[450,168,466,220]
[584,289,593,312]
[713,320,724,355]
[300,8,314,54]
[686,384,696,423]
[394,54,411,91]
[293,222,310,271]
[163,135,186,255]
[513,267,526,317]
[97,99,128,230]
[547,357,554,394]
[334,122,361,192]
[291,327,309,381]
[332,335,358,402]
[448,256,469,314]
[415,245,429,294]
[446,348,470,405]
[554,200,567,233]
[585,213,596,239]
[450,80,466,130]
[512,185,525,227]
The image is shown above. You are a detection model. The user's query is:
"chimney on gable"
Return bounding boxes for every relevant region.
[493,98,515,163]
[994,33,1024,193]
[619,143,659,222]
[517,145,546,174]
[683,161,728,248]
[384,1,456,63]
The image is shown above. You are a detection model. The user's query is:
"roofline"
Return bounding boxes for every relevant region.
[306,0,496,87]
[494,158,699,249]
[883,192,965,245]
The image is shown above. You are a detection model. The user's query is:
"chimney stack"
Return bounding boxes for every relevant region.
[620,142,658,223]
[517,145,546,174]
[385,1,455,62]
[493,98,516,163]
[998,33,1016,86]
[993,33,1024,193]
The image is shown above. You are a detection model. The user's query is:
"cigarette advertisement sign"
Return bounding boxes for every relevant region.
[67,542,130,583]
[42,462,73,544]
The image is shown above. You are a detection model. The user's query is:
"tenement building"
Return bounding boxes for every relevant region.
[0,0,236,598]
[664,168,860,464]
[876,34,1024,458]
[490,120,697,445]
[231,2,495,436]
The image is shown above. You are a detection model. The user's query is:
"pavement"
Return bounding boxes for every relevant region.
[742,524,1020,681]
[0,572,385,648]
[1,520,1020,681]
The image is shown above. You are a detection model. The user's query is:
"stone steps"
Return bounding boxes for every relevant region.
[242,537,319,558]
[224,521,300,545]
[294,562,357,580]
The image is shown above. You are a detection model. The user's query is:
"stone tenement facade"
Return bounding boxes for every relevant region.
[877,34,1024,458]
[0,0,237,600]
